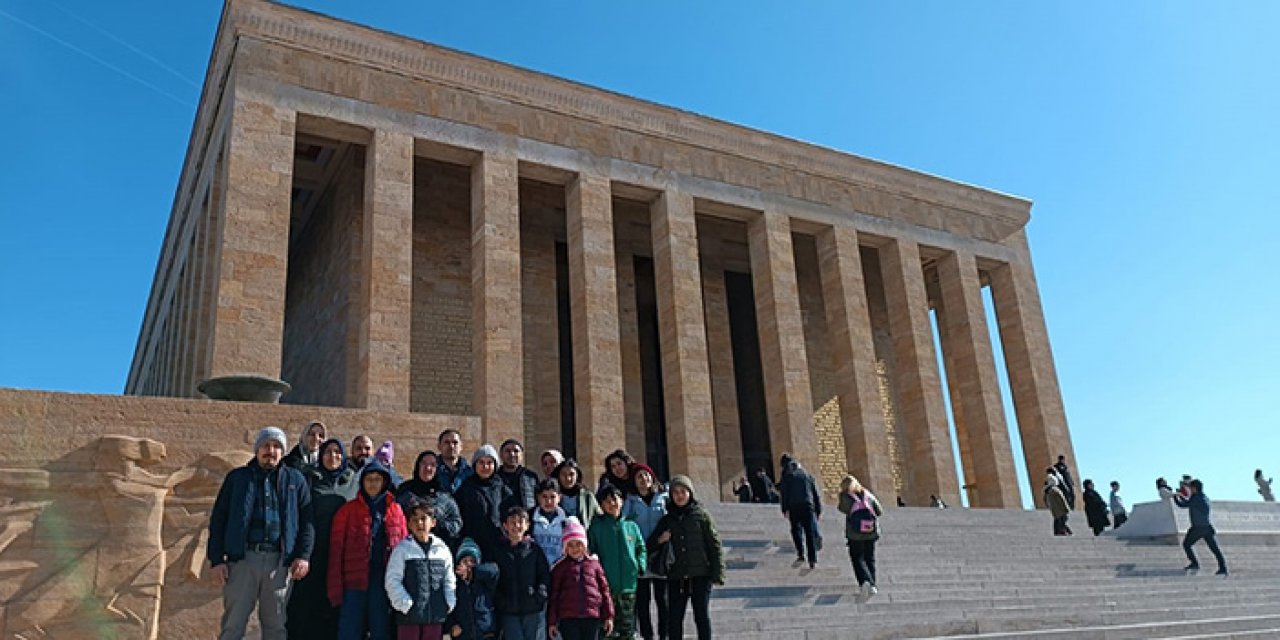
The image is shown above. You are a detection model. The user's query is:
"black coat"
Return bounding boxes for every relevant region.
[498,466,540,511]
[778,463,821,516]
[648,501,724,583]
[456,474,516,560]
[448,562,499,639]
[492,538,550,615]
[1083,488,1111,530]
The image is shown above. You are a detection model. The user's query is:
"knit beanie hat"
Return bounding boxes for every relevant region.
[669,474,695,500]
[255,426,288,452]
[561,516,587,550]
[473,444,500,466]
[457,537,482,564]
[376,440,395,465]
[631,463,657,482]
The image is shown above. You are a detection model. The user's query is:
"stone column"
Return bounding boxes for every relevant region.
[650,191,719,498]
[989,232,1075,508]
[354,130,414,411]
[878,238,959,505]
[566,173,625,474]
[815,226,894,493]
[208,96,296,379]
[700,233,746,501]
[748,210,818,473]
[936,250,1021,508]
[472,150,524,445]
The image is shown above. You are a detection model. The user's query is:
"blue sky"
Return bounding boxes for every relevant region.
[2,1,1277,506]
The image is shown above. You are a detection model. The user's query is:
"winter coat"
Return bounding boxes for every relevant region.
[1174,492,1214,529]
[588,514,647,594]
[648,501,724,584]
[779,462,822,516]
[547,555,614,626]
[437,455,474,495]
[622,491,668,540]
[1054,462,1076,494]
[498,466,540,511]
[1083,488,1111,530]
[837,490,883,542]
[560,485,602,530]
[531,507,568,568]
[398,453,465,551]
[1045,486,1070,518]
[385,534,456,625]
[492,537,551,615]
[283,443,320,473]
[287,441,353,640]
[327,463,408,605]
[456,473,516,559]
[207,460,314,568]
[448,562,499,639]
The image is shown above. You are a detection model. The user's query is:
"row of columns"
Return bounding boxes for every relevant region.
[201,94,1073,506]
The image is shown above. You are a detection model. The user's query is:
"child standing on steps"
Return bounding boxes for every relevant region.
[386,498,456,640]
[549,517,614,640]
[589,485,646,639]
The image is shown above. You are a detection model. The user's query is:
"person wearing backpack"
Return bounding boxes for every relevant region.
[836,475,883,599]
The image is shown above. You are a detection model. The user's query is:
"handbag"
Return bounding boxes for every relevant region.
[647,541,676,577]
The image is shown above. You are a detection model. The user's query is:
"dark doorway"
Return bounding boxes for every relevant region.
[724,271,773,481]
[633,256,670,480]
[555,242,577,460]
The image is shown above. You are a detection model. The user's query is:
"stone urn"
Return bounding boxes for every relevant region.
[197,375,291,403]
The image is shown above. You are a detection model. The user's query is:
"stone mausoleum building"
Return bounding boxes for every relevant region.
[126,0,1074,508]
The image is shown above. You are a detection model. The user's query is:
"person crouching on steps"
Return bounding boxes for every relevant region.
[837,475,883,600]
[549,517,614,640]
[387,498,456,640]
[329,460,409,640]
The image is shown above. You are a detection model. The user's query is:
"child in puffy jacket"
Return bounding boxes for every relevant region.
[548,517,614,640]
[329,461,408,640]
[386,498,456,640]
[446,538,499,639]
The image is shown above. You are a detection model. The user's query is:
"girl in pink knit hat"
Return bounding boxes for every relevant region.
[548,517,613,640]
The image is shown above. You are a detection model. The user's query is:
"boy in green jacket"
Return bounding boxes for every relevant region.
[588,485,647,639]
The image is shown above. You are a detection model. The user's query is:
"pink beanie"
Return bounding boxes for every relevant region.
[561,517,587,550]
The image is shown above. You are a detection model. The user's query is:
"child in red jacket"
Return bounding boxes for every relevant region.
[548,518,613,640]
[329,461,408,640]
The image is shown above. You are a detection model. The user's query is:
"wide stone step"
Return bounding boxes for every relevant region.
[912,613,1280,640]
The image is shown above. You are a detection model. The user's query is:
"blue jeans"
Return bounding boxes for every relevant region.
[339,583,391,640]
[499,612,546,640]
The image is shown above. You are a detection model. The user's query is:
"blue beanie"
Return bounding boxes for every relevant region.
[255,426,287,452]
[457,537,482,563]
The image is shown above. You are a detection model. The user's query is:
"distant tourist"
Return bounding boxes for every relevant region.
[1054,455,1077,510]
[283,420,326,472]
[1109,481,1128,529]
[1045,474,1071,536]
[896,496,906,508]
[1081,479,1111,536]
[778,453,822,568]
[648,475,724,640]
[1156,477,1175,503]
[1173,479,1228,576]
[540,448,565,480]
[1178,474,1194,498]
[837,475,883,600]
[1255,469,1274,502]
[732,474,753,503]
[437,428,473,494]
[749,468,779,504]
[207,426,314,640]
[930,495,947,509]
[349,435,375,474]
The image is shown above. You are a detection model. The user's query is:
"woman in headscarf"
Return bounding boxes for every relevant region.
[287,438,357,640]
[283,420,327,471]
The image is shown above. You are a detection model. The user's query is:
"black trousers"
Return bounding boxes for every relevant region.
[846,540,877,586]
[1113,512,1128,529]
[636,577,668,640]
[667,576,712,640]
[1183,525,1227,571]
[557,618,602,640]
[788,506,818,564]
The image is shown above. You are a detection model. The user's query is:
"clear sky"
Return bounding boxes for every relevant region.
[2,1,1277,507]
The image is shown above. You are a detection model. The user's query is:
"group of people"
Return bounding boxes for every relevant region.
[1044,456,1229,577]
[207,422,725,640]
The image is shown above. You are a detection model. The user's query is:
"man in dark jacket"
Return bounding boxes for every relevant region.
[437,428,474,494]
[1174,479,1229,575]
[778,453,822,568]
[208,426,314,640]
[497,438,539,511]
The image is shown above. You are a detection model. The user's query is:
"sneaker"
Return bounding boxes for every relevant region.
[867,585,879,598]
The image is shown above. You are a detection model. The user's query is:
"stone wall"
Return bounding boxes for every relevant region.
[0,388,476,640]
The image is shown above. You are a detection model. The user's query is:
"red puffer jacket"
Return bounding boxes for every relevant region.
[547,555,613,627]
[327,494,408,606]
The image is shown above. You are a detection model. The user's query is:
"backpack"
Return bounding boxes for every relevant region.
[847,492,878,535]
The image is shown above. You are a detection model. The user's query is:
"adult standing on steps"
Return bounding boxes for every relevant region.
[837,475,883,600]
[1255,469,1274,502]
[1174,479,1229,576]
[1081,479,1111,536]
[1109,481,1128,529]
[1045,473,1071,536]
[1054,455,1077,509]
[778,453,821,569]
[437,428,473,495]
[649,475,723,640]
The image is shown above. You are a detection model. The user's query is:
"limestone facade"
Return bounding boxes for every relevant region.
[123,0,1075,507]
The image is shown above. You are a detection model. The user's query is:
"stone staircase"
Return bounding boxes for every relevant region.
[689,503,1280,639]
